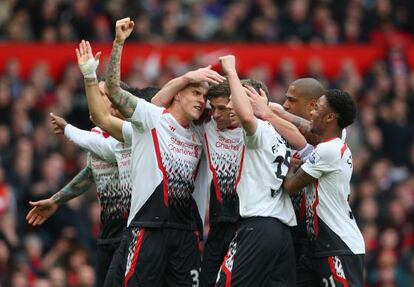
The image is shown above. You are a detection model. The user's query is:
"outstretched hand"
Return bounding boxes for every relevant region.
[115,17,134,44]
[50,112,67,135]
[185,66,226,85]
[26,199,58,226]
[76,40,101,78]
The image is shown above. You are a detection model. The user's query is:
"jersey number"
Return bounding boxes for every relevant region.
[274,150,291,180]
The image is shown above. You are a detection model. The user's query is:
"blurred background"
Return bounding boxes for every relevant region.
[0,0,413,286]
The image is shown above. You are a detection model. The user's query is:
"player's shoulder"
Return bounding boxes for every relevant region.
[90,126,111,139]
[314,138,344,160]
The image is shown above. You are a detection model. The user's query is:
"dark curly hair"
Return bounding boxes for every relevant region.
[324,89,357,130]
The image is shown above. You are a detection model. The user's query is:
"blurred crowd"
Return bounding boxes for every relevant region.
[0,1,413,287]
[0,44,413,286]
[0,0,414,45]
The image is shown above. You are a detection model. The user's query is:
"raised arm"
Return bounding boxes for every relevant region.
[151,66,226,107]
[105,17,137,118]
[76,40,124,141]
[219,55,257,135]
[244,86,306,150]
[26,166,93,226]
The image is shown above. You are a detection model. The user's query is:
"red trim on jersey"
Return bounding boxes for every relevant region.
[102,132,110,138]
[313,180,320,236]
[221,254,233,287]
[91,128,101,135]
[151,128,169,206]
[328,256,349,287]
[340,143,348,159]
[193,158,201,180]
[322,137,338,143]
[194,231,203,253]
[204,133,222,204]
[235,145,246,189]
[299,192,306,221]
[124,229,145,287]
[162,109,169,114]
[227,124,239,130]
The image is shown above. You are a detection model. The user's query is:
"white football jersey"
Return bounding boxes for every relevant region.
[127,98,203,229]
[301,137,365,256]
[237,119,296,226]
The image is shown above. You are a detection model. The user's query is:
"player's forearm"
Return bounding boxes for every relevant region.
[83,78,125,141]
[264,113,307,150]
[84,78,111,124]
[106,41,137,118]
[151,75,191,107]
[227,71,256,134]
[268,104,320,145]
[283,167,315,196]
[51,167,93,205]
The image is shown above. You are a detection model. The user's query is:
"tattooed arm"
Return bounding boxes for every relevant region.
[105,18,137,118]
[268,103,320,146]
[26,166,94,226]
[51,166,93,204]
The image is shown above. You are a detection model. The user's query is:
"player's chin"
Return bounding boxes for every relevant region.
[191,109,203,120]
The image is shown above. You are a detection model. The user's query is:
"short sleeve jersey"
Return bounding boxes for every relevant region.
[237,119,296,226]
[127,99,203,230]
[301,137,365,256]
[201,119,244,226]
[87,127,125,243]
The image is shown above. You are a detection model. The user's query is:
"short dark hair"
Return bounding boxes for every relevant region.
[206,81,231,100]
[125,86,160,103]
[241,79,270,100]
[99,76,159,102]
[290,78,325,101]
[324,89,357,130]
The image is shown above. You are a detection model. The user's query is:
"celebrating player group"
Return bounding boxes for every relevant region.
[26,17,365,287]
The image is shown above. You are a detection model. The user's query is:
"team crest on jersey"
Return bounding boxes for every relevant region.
[309,151,321,165]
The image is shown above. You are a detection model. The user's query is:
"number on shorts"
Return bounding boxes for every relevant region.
[190,269,199,287]
[322,275,336,287]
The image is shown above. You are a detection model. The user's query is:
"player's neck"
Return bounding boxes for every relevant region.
[169,106,191,128]
[320,128,341,142]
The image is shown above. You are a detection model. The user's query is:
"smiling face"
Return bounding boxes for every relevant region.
[310,95,336,135]
[210,96,233,130]
[176,83,208,121]
[224,95,240,128]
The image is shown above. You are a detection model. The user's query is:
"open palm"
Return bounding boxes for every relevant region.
[75,40,101,65]
[26,199,59,226]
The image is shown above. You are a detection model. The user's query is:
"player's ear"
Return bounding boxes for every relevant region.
[326,112,337,124]
[308,99,317,110]
[174,92,181,102]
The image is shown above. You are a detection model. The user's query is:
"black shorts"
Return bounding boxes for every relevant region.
[296,253,365,287]
[216,217,296,287]
[200,222,237,287]
[97,239,121,287]
[103,230,129,287]
[105,227,201,287]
